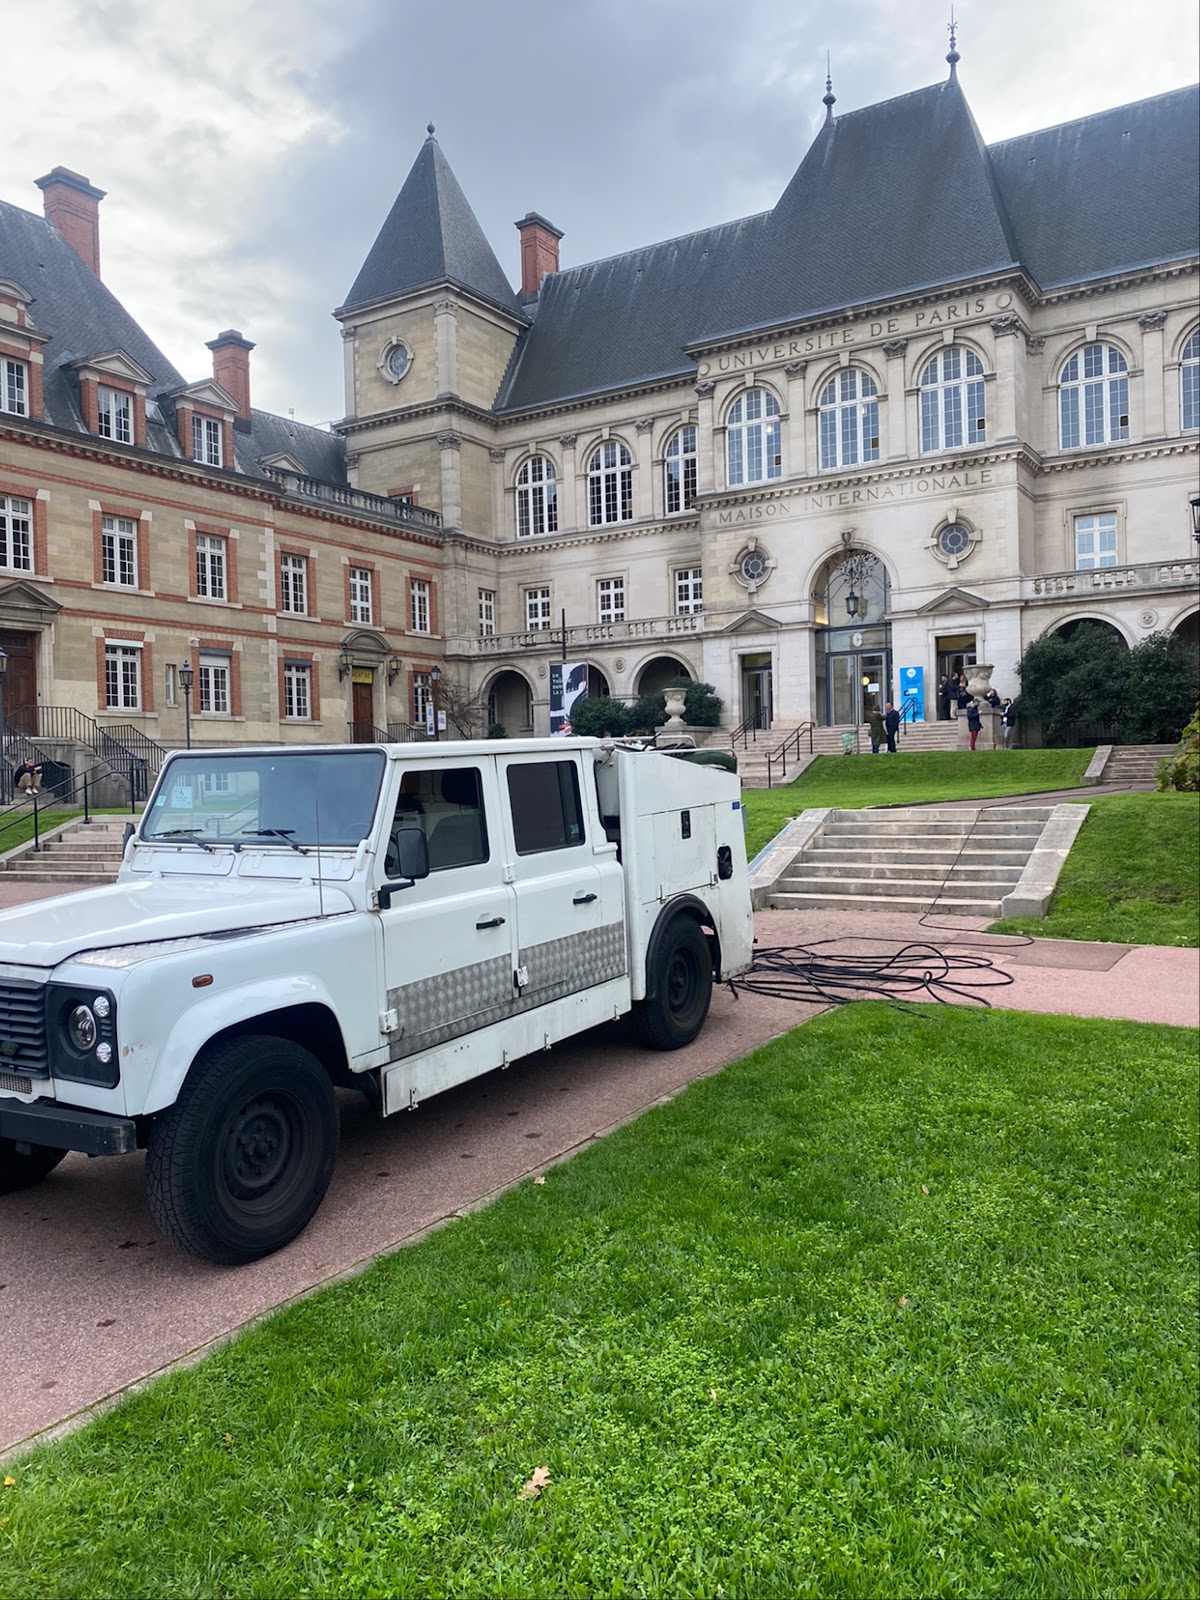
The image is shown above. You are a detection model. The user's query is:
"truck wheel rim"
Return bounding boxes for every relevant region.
[667,950,697,1013]
[222,1095,298,1201]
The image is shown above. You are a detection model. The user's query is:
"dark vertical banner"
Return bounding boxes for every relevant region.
[549,662,589,735]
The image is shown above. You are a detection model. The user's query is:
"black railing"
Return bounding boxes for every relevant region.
[386,722,434,743]
[730,711,769,751]
[348,721,392,744]
[765,722,816,788]
[104,722,169,776]
[9,705,154,800]
[0,760,139,857]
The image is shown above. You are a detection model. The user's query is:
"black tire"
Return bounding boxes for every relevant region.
[631,916,713,1050]
[0,1138,68,1196]
[145,1035,338,1265]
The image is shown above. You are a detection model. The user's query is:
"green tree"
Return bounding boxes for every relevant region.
[1122,631,1199,743]
[1014,622,1130,742]
[567,696,629,737]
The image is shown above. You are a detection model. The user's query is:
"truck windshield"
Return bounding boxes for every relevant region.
[142,751,387,848]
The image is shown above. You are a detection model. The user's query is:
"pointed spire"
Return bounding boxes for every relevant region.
[822,51,836,124]
[946,7,961,80]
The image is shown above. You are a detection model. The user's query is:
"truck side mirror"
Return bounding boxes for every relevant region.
[377,826,430,909]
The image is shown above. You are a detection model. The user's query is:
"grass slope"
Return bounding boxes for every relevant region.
[3,1006,1196,1599]
[991,792,1200,947]
[742,748,1091,858]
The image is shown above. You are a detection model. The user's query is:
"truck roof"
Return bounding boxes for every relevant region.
[159,738,606,762]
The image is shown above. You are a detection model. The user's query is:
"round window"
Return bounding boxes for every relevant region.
[384,342,411,383]
[938,523,971,559]
[740,550,768,584]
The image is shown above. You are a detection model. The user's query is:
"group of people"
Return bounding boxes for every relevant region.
[866,679,1017,753]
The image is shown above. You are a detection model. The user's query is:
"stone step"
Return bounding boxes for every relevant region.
[782,861,1025,884]
[818,824,1044,843]
[771,889,1004,916]
[803,847,1032,868]
[778,870,1019,896]
[1,866,117,882]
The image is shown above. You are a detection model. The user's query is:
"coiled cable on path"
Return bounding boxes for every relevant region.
[728,937,1019,1010]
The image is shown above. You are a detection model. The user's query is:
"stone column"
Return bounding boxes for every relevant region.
[694,380,716,495]
[784,362,807,477]
[437,431,462,529]
[557,434,578,531]
[488,448,506,538]
[882,340,909,460]
[1138,310,1167,438]
[990,315,1023,442]
[634,415,654,520]
[433,299,459,397]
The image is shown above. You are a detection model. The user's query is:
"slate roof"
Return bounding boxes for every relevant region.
[492,80,1200,414]
[989,85,1200,288]
[0,195,348,486]
[340,132,524,319]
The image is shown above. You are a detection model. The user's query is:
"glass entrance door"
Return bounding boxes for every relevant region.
[826,650,888,725]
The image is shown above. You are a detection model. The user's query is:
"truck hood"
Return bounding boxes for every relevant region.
[0,878,355,970]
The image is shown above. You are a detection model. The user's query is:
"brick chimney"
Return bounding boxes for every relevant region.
[206,329,255,424]
[35,167,106,276]
[515,212,563,299]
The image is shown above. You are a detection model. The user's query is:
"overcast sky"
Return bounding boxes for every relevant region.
[2,0,1197,428]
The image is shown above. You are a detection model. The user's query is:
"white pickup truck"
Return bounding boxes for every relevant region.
[0,738,752,1263]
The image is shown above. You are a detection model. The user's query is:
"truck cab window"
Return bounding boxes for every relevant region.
[507,760,585,854]
[389,766,488,872]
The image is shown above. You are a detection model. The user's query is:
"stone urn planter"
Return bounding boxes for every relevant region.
[662,687,687,731]
[965,662,995,697]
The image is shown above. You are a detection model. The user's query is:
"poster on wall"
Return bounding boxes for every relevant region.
[549,662,589,735]
[900,665,925,723]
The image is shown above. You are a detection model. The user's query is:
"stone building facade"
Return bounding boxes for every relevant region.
[335,64,1199,736]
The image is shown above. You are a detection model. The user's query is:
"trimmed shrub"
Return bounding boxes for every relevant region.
[1157,705,1199,792]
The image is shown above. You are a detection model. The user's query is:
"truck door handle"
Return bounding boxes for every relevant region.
[573,893,597,905]
[475,915,506,930]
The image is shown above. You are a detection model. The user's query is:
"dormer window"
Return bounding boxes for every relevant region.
[1,356,28,417]
[193,414,223,466]
[97,385,133,443]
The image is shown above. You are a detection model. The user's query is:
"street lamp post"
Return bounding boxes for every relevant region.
[178,660,194,749]
[429,664,441,741]
[0,646,8,804]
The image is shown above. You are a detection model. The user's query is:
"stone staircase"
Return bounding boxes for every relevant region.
[1101,744,1175,784]
[734,719,960,787]
[768,805,1056,916]
[1,818,130,884]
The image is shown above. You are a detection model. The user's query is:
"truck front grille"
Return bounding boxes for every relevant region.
[0,982,49,1076]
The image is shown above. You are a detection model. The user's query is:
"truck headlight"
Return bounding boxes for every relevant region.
[47,986,119,1088]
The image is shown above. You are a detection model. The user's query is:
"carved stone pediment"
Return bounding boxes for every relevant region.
[721,607,782,633]
[915,586,989,615]
[169,378,238,412]
[69,348,154,387]
[0,578,62,621]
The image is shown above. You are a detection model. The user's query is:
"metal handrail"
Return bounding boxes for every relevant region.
[0,759,138,856]
[104,722,169,774]
[765,722,816,788]
[730,711,764,751]
[8,705,153,800]
[386,722,434,744]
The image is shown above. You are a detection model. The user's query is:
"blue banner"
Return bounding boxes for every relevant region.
[899,665,925,723]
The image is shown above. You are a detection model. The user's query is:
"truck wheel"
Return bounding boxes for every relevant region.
[632,917,713,1050]
[146,1036,338,1265]
[0,1139,68,1196]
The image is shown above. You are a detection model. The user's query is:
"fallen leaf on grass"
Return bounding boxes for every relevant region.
[3,1477,15,1488]
[709,1388,719,1401]
[224,1433,233,1446]
[519,1466,551,1498]
[921,1185,930,1195]
[533,1176,546,1187]
[898,1296,910,1308]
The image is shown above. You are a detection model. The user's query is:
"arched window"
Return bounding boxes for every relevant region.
[515,455,557,539]
[1059,343,1129,449]
[726,388,781,486]
[818,369,879,470]
[1181,329,1200,432]
[664,425,697,514]
[920,346,986,452]
[588,440,633,526]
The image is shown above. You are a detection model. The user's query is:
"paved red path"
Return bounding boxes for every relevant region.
[1,901,1196,1457]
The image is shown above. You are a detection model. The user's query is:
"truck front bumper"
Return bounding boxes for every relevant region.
[0,1099,138,1156]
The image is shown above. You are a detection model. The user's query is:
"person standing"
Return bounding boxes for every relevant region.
[1000,698,1016,750]
[966,698,983,751]
[937,675,953,722]
[866,705,885,754]
[884,701,900,754]
[956,674,971,717]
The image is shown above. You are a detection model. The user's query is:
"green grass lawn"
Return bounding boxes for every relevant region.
[3,1006,1196,1599]
[991,792,1200,947]
[742,748,1092,858]
[0,808,82,855]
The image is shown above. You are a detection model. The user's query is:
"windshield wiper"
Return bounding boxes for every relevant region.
[157,829,214,853]
[240,828,308,855]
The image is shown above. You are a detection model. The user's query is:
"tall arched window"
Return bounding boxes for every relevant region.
[1059,343,1129,448]
[920,346,986,452]
[818,369,879,470]
[664,425,697,513]
[1181,328,1200,432]
[725,388,781,486]
[515,455,557,539]
[588,440,633,526]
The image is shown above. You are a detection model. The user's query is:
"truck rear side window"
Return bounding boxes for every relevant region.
[507,761,585,854]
